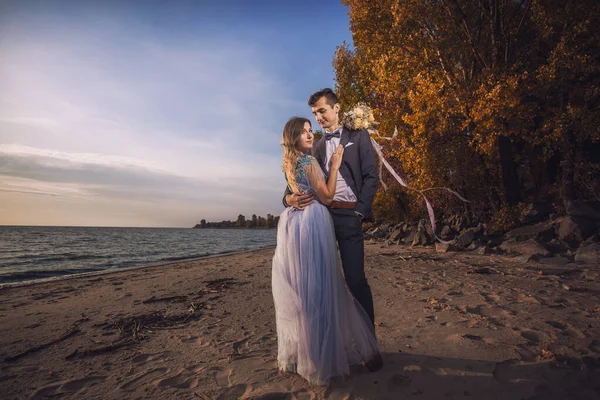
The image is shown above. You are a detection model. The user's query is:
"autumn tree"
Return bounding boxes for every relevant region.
[236,214,246,228]
[266,213,275,229]
[335,0,600,225]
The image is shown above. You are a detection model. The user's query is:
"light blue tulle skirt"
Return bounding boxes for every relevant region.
[271,202,379,385]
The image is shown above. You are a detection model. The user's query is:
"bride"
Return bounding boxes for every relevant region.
[272,117,380,385]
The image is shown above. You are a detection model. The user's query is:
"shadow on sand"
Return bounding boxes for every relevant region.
[326,352,600,400]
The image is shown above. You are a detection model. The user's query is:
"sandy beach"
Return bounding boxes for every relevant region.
[1,243,599,399]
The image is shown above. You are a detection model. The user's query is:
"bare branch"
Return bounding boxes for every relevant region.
[442,0,489,70]
[515,0,532,38]
[474,0,493,21]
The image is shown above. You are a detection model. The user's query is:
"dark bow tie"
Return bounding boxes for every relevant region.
[324,131,341,141]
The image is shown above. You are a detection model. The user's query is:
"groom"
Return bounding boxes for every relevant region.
[284,89,380,353]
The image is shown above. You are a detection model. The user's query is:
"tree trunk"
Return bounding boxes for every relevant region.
[561,132,576,206]
[498,135,522,205]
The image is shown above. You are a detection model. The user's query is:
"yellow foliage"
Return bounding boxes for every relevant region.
[335,0,600,224]
[488,203,528,235]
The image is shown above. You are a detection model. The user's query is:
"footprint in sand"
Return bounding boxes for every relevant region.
[60,376,107,392]
[291,389,316,400]
[544,320,584,338]
[179,335,198,343]
[516,293,540,304]
[515,344,538,361]
[120,367,170,391]
[520,328,548,344]
[481,292,501,303]
[191,365,207,373]
[232,337,252,353]
[492,359,523,384]
[228,352,278,385]
[177,335,211,347]
[563,327,586,338]
[545,320,567,330]
[246,386,295,400]
[131,351,180,363]
[256,333,276,344]
[466,304,510,318]
[206,366,232,387]
[31,376,107,399]
[217,384,249,400]
[323,387,353,400]
[156,369,203,389]
[388,373,411,390]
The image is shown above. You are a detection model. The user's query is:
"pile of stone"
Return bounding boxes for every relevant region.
[364,200,600,265]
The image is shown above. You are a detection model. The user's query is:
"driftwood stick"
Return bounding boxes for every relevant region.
[65,339,137,360]
[142,295,187,304]
[4,328,81,362]
[3,315,89,362]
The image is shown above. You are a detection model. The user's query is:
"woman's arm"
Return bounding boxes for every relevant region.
[306,145,344,205]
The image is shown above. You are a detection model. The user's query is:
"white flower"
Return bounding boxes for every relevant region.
[342,103,377,130]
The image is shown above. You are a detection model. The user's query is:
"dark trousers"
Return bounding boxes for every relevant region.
[329,209,375,325]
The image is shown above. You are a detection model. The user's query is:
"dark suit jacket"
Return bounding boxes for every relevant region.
[283,127,378,222]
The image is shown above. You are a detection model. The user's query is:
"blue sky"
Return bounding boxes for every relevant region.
[0,0,353,227]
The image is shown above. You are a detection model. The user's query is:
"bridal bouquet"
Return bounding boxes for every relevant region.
[341,103,377,131]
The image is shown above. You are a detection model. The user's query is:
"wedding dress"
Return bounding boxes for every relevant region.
[271,154,379,385]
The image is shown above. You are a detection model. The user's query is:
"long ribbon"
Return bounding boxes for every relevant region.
[368,128,470,244]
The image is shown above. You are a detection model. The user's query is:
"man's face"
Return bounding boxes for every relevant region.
[311,96,340,130]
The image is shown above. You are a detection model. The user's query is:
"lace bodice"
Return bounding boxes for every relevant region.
[290,154,325,194]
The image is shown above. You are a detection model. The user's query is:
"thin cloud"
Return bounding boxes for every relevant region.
[0,144,166,172]
[0,22,293,225]
[0,188,74,198]
[0,0,348,226]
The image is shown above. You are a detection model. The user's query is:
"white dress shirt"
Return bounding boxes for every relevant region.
[325,126,357,202]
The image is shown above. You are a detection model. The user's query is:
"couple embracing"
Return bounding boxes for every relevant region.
[271,88,383,385]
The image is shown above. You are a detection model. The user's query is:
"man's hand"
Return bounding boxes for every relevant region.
[286,192,314,210]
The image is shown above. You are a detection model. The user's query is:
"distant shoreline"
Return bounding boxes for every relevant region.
[0,225,278,230]
[0,225,274,229]
[192,226,277,230]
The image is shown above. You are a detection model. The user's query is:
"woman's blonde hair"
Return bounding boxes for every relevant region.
[281,117,311,193]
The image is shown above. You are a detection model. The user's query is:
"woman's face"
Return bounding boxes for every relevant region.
[297,122,314,152]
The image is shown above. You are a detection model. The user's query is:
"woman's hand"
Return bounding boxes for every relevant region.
[330,145,344,171]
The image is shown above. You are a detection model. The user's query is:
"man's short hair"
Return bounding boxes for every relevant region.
[308,88,339,108]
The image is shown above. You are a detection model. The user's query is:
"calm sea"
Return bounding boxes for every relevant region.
[0,226,277,284]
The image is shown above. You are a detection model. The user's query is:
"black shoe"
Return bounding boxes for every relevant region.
[365,353,383,372]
